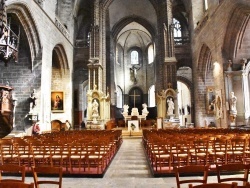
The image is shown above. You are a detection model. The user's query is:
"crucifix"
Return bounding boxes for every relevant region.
[129,90,140,107]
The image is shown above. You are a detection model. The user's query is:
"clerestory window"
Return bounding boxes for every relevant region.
[131,50,139,65]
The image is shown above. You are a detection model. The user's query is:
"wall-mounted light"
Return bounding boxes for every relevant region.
[0,0,19,66]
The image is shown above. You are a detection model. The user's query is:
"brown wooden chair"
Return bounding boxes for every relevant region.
[0,164,26,182]
[69,142,87,172]
[0,139,19,165]
[209,137,229,165]
[188,182,238,188]
[151,141,172,172]
[227,136,247,163]
[190,139,209,165]
[216,163,250,187]
[172,140,191,167]
[0,181,34,188]
[175,165,210,188]
[32,166,63,188]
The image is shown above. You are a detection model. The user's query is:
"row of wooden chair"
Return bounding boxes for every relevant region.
[143,129,250,174]
[0,164,62,188]
[0,130,123,174]
[175,163,250,188]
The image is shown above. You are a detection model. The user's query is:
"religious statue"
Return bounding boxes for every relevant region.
[241,58,247,70]
[130,65,140,84]
[167,98,174,116]
[92,99,99,116]
[142,103,149,114]
[123,104,129,115]
[227,60,232,71]
[29,89,37,113]
[229,91,237,114]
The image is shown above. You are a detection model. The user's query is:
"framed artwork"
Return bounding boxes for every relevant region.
[215,89,223,119]
[206,86,215,114]
[51,91,64,112]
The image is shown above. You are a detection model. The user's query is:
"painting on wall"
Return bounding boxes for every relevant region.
[215,89,223,119]
[51,91,64,112]
[206,86,215,114]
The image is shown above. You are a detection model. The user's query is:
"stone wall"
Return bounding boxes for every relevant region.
[1,0,74,132]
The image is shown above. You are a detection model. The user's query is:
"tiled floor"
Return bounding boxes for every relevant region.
[5,137,246,188]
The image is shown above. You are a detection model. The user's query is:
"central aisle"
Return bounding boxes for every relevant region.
[71,137,172,188]
[104,137,151,178]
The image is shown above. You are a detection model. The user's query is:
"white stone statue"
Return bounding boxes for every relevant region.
[230,91,237,114]
[29,89,37,113]
[167,98,174,116]
[92,99,99,116]
[142,103,149,114]
[131,108,139,116]
[123,104,129,115]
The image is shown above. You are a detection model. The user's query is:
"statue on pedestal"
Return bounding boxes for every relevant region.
[122,104,129,116]
[229,91,237,123]
[92,99,99,124]
[229,91,237,114]
[167,98,174,116]
[29,89,37,113]
[142,103,149,116]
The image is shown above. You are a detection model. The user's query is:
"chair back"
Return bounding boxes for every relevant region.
[32,166,63,188]
[0,181,34,188]
[175,165,210,188]
[188,182,238,188]
[216,163,250,187]
[0,164,26,182]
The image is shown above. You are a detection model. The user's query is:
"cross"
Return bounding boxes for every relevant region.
[129,90,140,107]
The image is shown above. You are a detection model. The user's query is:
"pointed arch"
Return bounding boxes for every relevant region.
[111,16,156,39]
[53,44,69,72]
[7,3,42,70]
[116,85,123,108]
[197,44,212,83]
[223,5,250,60]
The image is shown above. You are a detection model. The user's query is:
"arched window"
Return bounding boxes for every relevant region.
[148,85,155,107]
[173,18,182,38]
[148,44,154,64]
[131,50,139,65]
[116,86,123,108]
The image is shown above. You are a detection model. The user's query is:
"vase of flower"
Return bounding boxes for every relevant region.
[131,123,136,131]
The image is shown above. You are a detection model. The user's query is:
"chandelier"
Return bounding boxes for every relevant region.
[0,0,19,66]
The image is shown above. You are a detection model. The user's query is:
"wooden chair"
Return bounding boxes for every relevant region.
[0,181,34,188]
[0,139,19,165]
[188,182,238,188]
[151,140,172,172]
[86,142,104,173]
[15,140,33,169]
[216,163,250,187]
[69,142,87,172]
[227,136,247,163]
[175,165,210,188]
[32,166,63,188]
[190,139,209,165]
[172,140,191,167]
[30,141,50,167]
[209,137,229,165]
[0,164,26,182]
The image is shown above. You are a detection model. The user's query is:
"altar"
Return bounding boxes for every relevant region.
[122,104,149,129]
[127,120,140,132]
